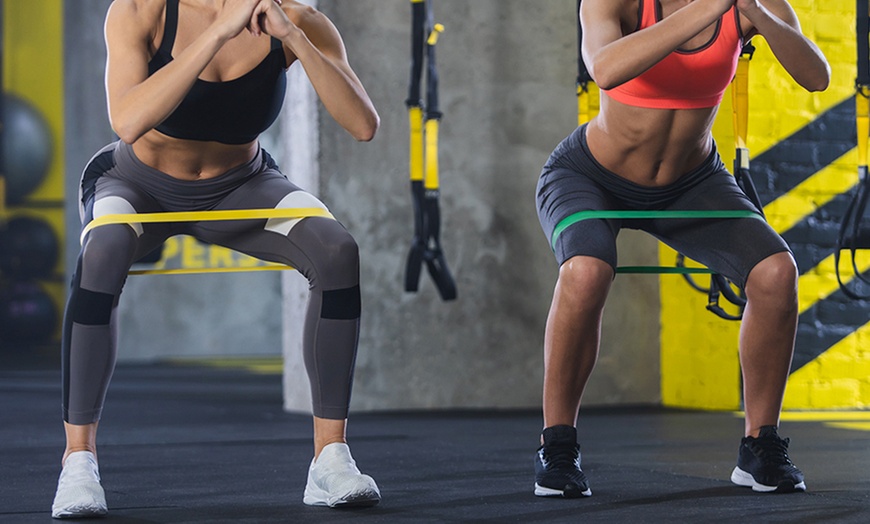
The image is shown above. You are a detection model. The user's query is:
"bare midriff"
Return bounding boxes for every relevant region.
[132,131,259,181]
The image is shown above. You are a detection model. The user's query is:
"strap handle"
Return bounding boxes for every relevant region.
[833,1,870,300]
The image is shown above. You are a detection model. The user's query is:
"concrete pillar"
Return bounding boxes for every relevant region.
[280,0,320,412]
[282,0,660,413]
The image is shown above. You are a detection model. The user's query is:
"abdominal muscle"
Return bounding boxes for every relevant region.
[132,130,260,181]
[585,94,720,187]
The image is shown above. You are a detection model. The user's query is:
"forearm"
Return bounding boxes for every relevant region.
[741,3,830,92]
[108,29,229,143]
[587,0,731,89]
[284,31,379,141]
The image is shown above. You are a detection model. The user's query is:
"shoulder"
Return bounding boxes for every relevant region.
[281,0,341,38]
[107,0,164,24]
[281,1,345,54]
[106,0,165,41]
[581,0,640,29]
[740,0,802,38]
[282,1,330,28]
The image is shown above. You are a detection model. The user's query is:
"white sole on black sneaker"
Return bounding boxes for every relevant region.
[534,483,592,497]
[730,466,806,493]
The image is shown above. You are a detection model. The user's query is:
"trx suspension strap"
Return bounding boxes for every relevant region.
[404,0,457,300]
[576,0,594,126]
[676,43,760,321]
[834,0,870,300]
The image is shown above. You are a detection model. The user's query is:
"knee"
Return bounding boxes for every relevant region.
[745,252,798,304]
[79,225,137,291]
[308,225,360,290]
[557,256,613,305]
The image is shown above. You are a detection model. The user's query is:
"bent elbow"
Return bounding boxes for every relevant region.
[804,63,832,93]
[353,113,380,142]
[593,76,620,92]
[809,73,831,93]
[585,63,620,91]
[109,110,146,144]
[802,76,830,93]
[111,121,144,145]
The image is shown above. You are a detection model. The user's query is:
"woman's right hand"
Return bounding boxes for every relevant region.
[212,0,279,41]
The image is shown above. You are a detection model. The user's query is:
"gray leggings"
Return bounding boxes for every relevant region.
[63,141,360,424]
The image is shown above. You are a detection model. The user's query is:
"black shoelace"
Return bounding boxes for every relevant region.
[542,444,580,470]
[747,435,794,466]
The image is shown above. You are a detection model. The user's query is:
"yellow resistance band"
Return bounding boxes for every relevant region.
[82,207,334,276]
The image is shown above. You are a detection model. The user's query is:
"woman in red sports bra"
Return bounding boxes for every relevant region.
[533,0,830,498]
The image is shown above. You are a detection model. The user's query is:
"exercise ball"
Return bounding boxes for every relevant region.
[2,94,54,205]
[0,216,60,280]
[0,281,58,344]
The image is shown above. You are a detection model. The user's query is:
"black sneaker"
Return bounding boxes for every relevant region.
[730,425,806,493]
[534,425,592,497]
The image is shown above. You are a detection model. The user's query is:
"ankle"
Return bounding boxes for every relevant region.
[314,438,347,459]
[541,425,577,447]
[62,447,97,466]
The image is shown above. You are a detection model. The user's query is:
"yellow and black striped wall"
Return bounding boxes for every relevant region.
[661,1,870,411]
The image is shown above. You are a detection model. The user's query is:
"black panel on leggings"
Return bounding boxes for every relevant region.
[321,285,362,320]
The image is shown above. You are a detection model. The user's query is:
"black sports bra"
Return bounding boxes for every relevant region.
[147,0,288,144]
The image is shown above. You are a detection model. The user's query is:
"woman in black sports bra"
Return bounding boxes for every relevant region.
[52,0,381,517]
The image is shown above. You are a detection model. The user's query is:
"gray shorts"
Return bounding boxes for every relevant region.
[536,125,790,288]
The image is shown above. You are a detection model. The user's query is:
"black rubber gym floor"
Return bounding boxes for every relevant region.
[1,360,868,523]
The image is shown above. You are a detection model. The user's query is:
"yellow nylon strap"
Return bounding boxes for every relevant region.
[857,87,870,167]
[0,176,7,221]
[427,23,445,46]
[577,84,590,126]
[409,107,425,182]
[731,53,751,161]
[424,119,440,190]
[82,207,334,242]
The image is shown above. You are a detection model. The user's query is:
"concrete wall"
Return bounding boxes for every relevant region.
[61,0,660,409]
[283,0,660,413]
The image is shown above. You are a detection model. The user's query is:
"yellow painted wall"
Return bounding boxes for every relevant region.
[660,1,863,410]
[3,0,65,340]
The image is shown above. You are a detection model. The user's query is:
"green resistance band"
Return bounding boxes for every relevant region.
[550,210,765,274]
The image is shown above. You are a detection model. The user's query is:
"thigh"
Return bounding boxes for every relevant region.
[188,169,336,266]
[537,164,621,269]
[648,171,790,288]
[82,151,175,261]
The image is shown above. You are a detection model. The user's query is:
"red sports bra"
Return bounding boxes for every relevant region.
[603,0,743,109]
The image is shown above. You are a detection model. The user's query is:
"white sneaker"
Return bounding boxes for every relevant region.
[303,443,380,507]
[51,451,108,519]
